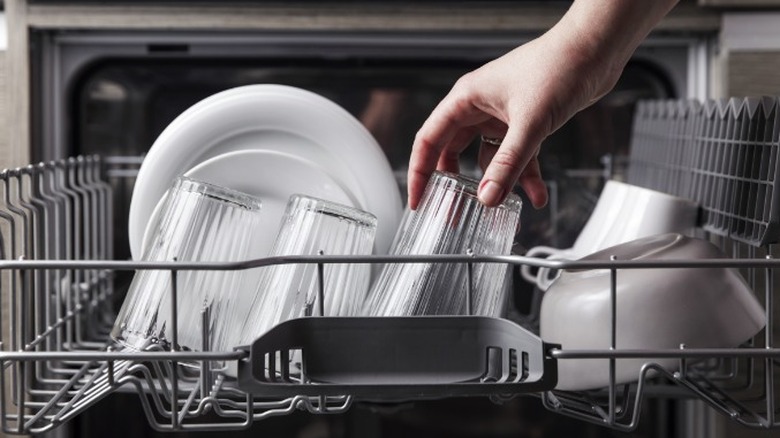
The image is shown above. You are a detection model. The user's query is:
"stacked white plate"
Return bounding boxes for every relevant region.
[129,84,403,260]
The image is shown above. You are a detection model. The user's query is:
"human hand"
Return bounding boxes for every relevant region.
[407,0,678,210]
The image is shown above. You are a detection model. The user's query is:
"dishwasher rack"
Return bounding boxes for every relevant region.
[0,153,779,435]
[0,155,776,434]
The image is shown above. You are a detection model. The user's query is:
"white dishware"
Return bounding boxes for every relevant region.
[112,177,264,356]
[521,180,700,290]
[575,180,699,253]
[140,149,359,258]
[363,171,521,317]
[539,233,765,391]
[128,84,402,259]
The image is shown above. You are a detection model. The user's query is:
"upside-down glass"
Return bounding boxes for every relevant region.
[229,194,377,351]
[111,176,263,353]
[363,171,522,317]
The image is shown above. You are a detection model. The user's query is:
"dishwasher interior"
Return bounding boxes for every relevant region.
[0,95,779,437]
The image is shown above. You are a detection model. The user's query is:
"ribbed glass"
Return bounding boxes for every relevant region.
[231,194,377,349]
[363,171,521,317]
[111,176,263,353]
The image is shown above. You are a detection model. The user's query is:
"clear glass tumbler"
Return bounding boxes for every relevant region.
[363,171,522,317]
[230,194,377,350]
[111,176,263,353]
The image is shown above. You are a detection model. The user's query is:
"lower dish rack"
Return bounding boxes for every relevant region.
[1,156,780,434]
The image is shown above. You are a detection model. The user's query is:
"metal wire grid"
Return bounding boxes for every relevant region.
[0,158,354,434]
[0,157,113,434]
[541,240,780,431]
[567,95,780,431]
[628,96,780,247]
[4,258,779,434]
[1,156,780,434]
[0,157,560,434]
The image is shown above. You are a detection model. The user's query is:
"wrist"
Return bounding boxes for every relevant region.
[546,0,678,99]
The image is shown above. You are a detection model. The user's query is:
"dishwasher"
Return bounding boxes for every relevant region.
[1,95,779,437]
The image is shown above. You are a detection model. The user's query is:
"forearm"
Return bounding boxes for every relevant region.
[407,0,679,209]
[551,0,679,90]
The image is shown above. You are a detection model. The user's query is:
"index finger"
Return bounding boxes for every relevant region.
[408,95,488,209]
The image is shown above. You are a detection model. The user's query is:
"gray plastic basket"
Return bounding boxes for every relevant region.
[236,316,558,400]
[629,96,780,247]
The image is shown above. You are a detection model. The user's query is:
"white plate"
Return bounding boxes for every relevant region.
[129,84,402,259]
[140,150,360,258]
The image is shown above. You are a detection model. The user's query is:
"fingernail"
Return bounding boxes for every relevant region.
[478,180,505,206]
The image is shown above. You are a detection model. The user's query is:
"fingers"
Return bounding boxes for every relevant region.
[412,109,549,209]
[477,121,546,207]
[408,129,449,210]
[408,88,489,209]
[408,125,470,210]
[518,156,549,209]
[436,126,478,174]
[409,65,552,210]
[479,140,548,209]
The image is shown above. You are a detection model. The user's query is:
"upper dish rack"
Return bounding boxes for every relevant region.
[0,93,779,434]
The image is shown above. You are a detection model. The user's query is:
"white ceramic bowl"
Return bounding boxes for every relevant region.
[522,181,700,290]
[540,233,765,391]
[573,181,699,255]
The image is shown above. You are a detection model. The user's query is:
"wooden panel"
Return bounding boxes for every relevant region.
[0,13,25,436]
[727,51,780,97]
[0,50,11,438]
[0,51,6,165]
[4,0,30,170]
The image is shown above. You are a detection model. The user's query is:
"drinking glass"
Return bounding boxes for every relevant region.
[229,194,377,351]
[363,171,522,317]
[111,176,263,353]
